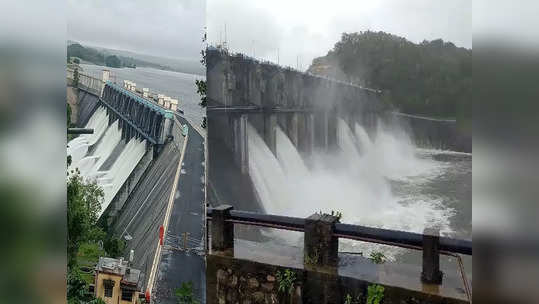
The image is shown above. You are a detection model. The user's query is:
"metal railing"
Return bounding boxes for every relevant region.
[206,205,472,302]
[207,208,471,254]
[67,67,104,96]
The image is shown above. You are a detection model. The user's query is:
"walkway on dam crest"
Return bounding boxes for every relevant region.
[152,115,206,303]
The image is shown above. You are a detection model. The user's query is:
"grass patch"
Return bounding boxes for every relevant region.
[76,242,105,285]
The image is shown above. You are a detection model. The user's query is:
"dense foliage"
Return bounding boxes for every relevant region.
[104,55,122,68]
[197,29,208,129]
[66,170,128,302]
[67,173,105,268]
[308,31,471,120]
[175,281,199,304]
[68,43,105,65]
[67,43,136,69]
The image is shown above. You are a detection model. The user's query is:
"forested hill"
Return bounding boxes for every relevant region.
[307,31,471,120]
[67,42,204,75]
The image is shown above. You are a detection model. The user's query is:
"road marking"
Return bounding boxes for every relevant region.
[146,131,189,299]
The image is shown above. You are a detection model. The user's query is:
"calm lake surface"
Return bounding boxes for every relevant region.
[79,64,205,127]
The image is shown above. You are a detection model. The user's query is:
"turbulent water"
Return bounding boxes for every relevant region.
[79,64,204,126]
[247,118,471,260]
[67,106,147,216]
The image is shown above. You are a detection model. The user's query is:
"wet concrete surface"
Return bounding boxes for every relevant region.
[109,140,181,285]
[153,115,206,303]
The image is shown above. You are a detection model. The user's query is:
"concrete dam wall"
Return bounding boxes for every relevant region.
[206,48,384,157]
[108,133,184,289]
[206,49,385,212]
[67,81,175,220]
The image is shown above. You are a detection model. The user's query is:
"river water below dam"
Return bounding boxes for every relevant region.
[244,118,471,275]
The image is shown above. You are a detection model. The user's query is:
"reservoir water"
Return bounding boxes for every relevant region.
[78,64,205,127]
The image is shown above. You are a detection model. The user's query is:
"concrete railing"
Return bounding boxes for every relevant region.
[67,67,106,96]
[207,205,471,288]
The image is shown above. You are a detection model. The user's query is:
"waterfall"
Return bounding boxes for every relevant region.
[88,120,122,174]
[99,138,147,214]
[354,122,372,153]
[81,107,108,145]
[67,106,148,217]
[275,128,309,178]
[246,118,454,259]
[247,124,291,215]
[337,119,361,161]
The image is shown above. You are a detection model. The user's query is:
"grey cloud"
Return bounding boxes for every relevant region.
[67,0,205,60]
[207,0,284,59]
[207,0,471,70]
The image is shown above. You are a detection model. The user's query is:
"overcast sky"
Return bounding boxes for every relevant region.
[67,0,205,60]
[207,0,471,70]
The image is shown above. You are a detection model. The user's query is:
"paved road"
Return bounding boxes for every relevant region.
[153,115,206,303]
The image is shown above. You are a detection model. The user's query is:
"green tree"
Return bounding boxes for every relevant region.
[197,28,208,129]
[67,103,72,127]
[175,281,199,304]
[73,67,79,87]
[88,298,107,304]
[105,55,122,68]
[67,173,104,268]
[104,236,126,258]
[68,43,105,64]
[195,79,207,108]
[307,31,471,120]
[67,270,90,303]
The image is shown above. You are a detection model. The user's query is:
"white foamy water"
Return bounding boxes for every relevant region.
[88,120,122,175]
[67,106,148,216]
[247,119,455,260]
[100,137,147,212]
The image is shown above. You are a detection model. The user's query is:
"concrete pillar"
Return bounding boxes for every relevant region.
[327,109,337,150]
[170,98,178,111]
[100,70,110,97]
[314,111,328,150]
[164,97,171,109]
[160,117,173,144]
[264,113,277,155]
[296,113,313,155]
[210,205,234,256]
[233,114,249,173]
[304,213,339,268]
[421,228,443,284]
[142,88,149,98]
[277,113,287,133]
[102,69,110,83]
[158,94,165,106]
[307,114,315,154]
[287,113,299,148]
[239,114,249,174]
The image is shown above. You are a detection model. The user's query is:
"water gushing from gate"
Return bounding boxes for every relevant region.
[246,118,454,259]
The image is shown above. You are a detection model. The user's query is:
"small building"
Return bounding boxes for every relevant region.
[94,257,144,304]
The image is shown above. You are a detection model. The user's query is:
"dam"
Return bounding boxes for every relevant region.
[67,70,175,218]
[67,68,207,303]
[205,48,471,303]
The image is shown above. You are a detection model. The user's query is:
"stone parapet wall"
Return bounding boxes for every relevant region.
[207,254,469,304]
